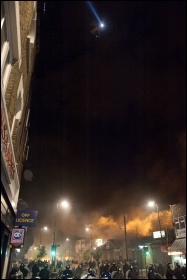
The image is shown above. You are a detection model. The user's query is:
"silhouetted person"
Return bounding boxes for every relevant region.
[166,263,174,279]
[20,263,29,279]
[174,263,183,279]
[128,265,138,279]
[74,264,83,279]
[157,263,165,278]
[113,267,124,279]
[32,262,40,278]
[123,261,129,279]
[39,264,50,279]
[148,264,156,279]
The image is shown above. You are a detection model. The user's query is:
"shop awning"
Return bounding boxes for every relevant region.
[168,238,186,254]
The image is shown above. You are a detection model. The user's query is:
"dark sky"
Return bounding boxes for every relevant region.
[20,1,186,240]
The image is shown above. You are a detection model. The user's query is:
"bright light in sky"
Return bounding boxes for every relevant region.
[60,200,69,208]
[100,23,104,28]
[148,201,155,207]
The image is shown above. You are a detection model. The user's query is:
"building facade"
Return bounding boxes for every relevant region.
[1,1,38,278]
[168,203,186,266]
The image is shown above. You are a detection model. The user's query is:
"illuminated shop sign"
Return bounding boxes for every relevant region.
[15,210,38,227]
[10,228,25,248]
[96,239,103,246]
[153,230,165,239]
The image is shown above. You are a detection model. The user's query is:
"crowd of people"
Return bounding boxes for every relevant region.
[8,258,186,279]
[147,262,186,279]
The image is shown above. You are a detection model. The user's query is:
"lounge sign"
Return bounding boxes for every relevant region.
[15,210,38,227]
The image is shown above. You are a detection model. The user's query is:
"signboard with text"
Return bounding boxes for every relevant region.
[153,230,165,239]
[14,210,38,227]
[96,239,103,247]
[10,228,25,247]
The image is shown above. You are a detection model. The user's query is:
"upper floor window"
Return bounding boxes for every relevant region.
[11,76,24,138]
[179,216,185,229]
[1,2,7,51]
[1,1,21,91]
[1,2,11,89]
[174,216,186,230]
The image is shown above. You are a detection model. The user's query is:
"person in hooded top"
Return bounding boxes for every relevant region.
[113,267,124,279]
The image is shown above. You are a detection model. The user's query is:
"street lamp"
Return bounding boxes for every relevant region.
[148,201,167,266]
[86,226,93,261]
[119,216,129,260]
[124,214,129,260]
[66,238,70,259]
[148,201,163,244]
[53,200,70,245]
[52,200,70,266]
[86,226,93,250]
[40,226,48,246]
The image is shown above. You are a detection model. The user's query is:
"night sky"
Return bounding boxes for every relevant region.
[20,1,186,242]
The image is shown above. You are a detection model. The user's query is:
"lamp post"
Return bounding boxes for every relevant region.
[40,226,48,246]
[148,201,163,244]
[53,200,69,245]
[124,214,128,260]
[148,201,166,266]
[52,200,69,266]
[86,226,93,261]
[86,226,93,250]
[66,238,70,259]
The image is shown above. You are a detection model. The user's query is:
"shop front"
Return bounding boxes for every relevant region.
[168,238,186,266]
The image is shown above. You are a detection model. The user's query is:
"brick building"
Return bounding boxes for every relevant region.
[1,2,38,278]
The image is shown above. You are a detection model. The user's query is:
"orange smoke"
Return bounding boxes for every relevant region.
[90,210,173,240]
[126,210,173,236]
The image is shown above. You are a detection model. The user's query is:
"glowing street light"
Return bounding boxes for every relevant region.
[148,200,167,265]
[148,201,163,244]
[53,200,70,245]
[61,200,69,208]
[85,225,93,261]
[40,226,48,246]
[66,238,70,259]
[52,200,70,266]
[85,226,93,250]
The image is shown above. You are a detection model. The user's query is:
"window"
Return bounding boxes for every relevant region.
[11,76,24,142]
[174,216,186,230]
[1,1,21,91]
[24,146,29,161]
[1,194,8,216]
[179,217,185,229]
[174,218,180,230]
[1,2,11,89]
[27,2,37,73]
[1,2,7,51]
